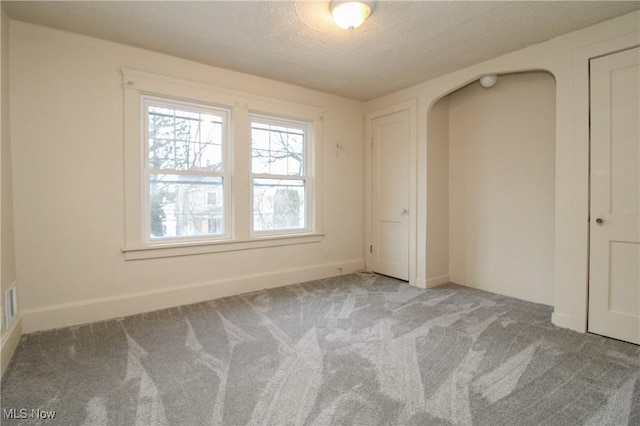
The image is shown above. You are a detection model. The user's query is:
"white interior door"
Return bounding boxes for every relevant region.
[588,47,640,345]
[370,110,410,281]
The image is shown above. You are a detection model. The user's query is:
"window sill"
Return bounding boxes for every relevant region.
[122,233,325,260]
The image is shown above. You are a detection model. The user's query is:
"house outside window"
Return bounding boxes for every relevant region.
[122,69,324,260]
[250,116,311,234]
[144,97,229,241]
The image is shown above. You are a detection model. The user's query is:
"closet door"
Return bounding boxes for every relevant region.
[588,47,640,344]
[370,109,410,281]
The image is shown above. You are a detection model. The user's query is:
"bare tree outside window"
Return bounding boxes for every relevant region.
[147,102,226,239]
[124,72,320,256]
[251,119,309,232]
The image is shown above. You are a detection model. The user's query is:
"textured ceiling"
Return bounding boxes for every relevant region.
[3,1,639,100]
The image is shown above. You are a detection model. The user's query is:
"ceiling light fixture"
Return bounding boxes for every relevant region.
[480,74,498,88]
[330,1,372,30]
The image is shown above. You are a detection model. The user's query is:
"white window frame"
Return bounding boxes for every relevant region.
[250,114,313,236]
[122,69,324,260]
[142,96,231,244]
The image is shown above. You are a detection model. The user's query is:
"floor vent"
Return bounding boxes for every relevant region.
[5,284,17,328]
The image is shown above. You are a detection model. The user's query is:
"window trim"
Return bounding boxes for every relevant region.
[122,69,324,260]
[142,96,232,244]
[249,113,314,237]
[122,233,324,260]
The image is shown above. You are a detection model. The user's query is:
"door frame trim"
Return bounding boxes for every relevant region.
[568,35,640,333]
[365,100,418,285]
[586,45,640,338]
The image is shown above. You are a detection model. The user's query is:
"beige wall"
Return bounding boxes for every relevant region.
[9,21,365,332]
[365,11,639,332]
[1,6,22,377]
[1,7,16,306]
[448,72,555,305]
[5,9,639,342]
[425,97,449,286]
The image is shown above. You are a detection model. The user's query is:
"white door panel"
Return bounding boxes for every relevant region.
[588,47,640,345]
[371,110,410,281]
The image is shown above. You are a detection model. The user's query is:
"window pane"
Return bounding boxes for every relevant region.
[288,133,304,154]
[288,154,303,176]
[251,121,305,176]
[251,128,270,150]
[270,151,289,175]
[252,149,271,174]
[149,108,175,140]
[150,174,224,238]
[148,104,224,171]
[149,138,175,169]
[253,178,305,231]
[202,119,222,144]
[174,141,222,170]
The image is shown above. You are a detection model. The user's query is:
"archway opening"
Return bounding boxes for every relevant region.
[427,71,556,305]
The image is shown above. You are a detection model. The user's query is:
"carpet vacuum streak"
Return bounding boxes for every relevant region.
[2,274,639,425]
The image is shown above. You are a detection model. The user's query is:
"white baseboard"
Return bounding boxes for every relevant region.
[1,314,23,378]
[20,259,364,333]
[426,275,450,288]
[551,311,572,329]
[413,278,427,289]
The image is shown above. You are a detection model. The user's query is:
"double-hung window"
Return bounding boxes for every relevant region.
[251,115,311,234]
[123,69,323,260]
[143,97,230,242]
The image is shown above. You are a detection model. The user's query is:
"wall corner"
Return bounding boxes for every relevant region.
[1,313,22,378]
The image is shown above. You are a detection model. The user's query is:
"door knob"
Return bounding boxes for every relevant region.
[595,217,604,225]
[401,209,409,215]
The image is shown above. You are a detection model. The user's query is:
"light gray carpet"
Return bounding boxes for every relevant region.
[2,274,639,425]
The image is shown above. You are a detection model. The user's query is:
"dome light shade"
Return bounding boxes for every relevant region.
[331,1,372,30]
[480,74,498,88]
